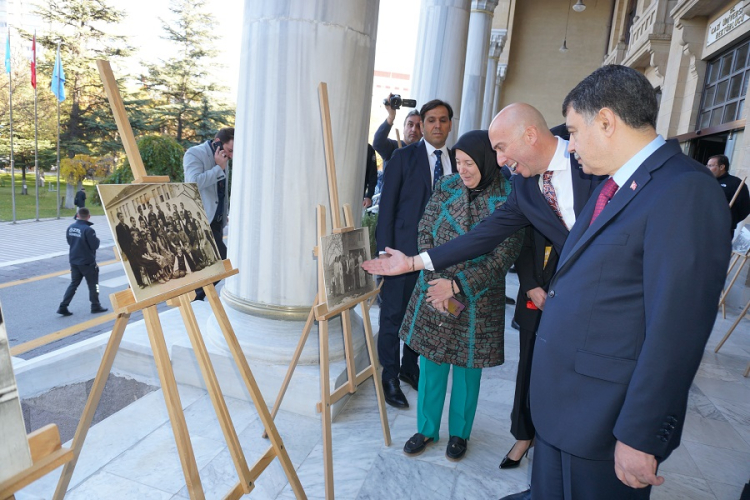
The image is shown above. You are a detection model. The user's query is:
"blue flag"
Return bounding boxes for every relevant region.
[4,31,10,74]
[51,44,65,102]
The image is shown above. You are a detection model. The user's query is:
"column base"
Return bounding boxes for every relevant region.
[199,292,374,418]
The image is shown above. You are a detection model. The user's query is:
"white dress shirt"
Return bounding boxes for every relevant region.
[538,137,576,230]
[424,139,453,184]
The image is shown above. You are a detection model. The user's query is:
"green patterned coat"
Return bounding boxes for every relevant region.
[398,174,522,368]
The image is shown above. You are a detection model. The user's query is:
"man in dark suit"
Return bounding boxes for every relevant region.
[373,93,422,164]
[517,64,729,499]
[115,211,144,289]
[376,99,456,408]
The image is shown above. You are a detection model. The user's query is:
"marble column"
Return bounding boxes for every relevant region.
[492,64,508,119]
[412,0,472,145]
[481,29,506,128]
[207,0,380,417]
[458,0,499,136]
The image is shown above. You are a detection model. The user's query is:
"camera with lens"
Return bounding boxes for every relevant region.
[383,94,417,110]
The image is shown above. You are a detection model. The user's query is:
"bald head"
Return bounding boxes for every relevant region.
[488,103,559,178]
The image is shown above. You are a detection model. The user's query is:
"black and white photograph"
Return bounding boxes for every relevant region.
[321,228,376,309]
[98,183,226,302]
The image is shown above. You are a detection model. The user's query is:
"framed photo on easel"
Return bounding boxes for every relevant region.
[98,182,225,302]
[320,227,376,309]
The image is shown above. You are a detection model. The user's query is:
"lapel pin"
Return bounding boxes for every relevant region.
[630,180,637,190]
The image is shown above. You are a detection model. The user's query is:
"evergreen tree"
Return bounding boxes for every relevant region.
[21,0,140,159]
[140,0,233,147]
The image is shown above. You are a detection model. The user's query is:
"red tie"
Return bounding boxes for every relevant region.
[590,178,618,226]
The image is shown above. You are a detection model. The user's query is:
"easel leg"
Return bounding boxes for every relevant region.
[53,313,130,500]
[263,298,318,439]
[205,285,307,499]
[715,297,750,353]
[341,310,357,393]
[177,295,252,495]
[719,256,749,319]
[360,300,391,446]
[318,319,335,500]
[143,306,205,500]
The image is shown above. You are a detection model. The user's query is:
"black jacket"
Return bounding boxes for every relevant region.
[67,219,100,265]
[716,172,750,231]
[74,190,86,208]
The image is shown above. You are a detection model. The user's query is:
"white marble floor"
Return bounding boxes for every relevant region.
[14,277,750,500]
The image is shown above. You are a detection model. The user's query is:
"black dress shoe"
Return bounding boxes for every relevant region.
[91,305,108,313]
[403,432,434,456]
[383,378,408,408]
[499,444,529,469]
[505,296,516,305]
[499,489,531,500]
[56,307,73,316]
[399,370,419,391]
[445,436,467,461]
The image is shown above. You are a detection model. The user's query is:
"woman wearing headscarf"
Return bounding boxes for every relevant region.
[399,130,522,461]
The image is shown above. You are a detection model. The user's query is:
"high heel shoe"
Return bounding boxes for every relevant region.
[499,443,530,469]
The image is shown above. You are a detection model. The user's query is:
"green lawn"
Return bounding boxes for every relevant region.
[0,173,104,222]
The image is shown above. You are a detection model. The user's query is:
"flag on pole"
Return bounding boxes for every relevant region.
[51,44,64,102]
[4,30,10,74]
[30,32,36,89]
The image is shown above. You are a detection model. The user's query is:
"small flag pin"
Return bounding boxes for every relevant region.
[630,180,637,190]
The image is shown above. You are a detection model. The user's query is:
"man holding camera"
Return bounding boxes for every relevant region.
[183,127,234,300]
[373,93,423,165]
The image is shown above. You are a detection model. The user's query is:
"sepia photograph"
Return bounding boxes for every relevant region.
[321,228,376,309]
[98,183,226,302]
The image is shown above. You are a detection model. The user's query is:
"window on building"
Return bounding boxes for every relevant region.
[698,40,750,130]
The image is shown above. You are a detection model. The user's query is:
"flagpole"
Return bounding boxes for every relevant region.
[33,32,39,221]
[7,30,15,223]
[55,42,60,219]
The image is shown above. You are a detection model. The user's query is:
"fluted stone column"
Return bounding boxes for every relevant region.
[412,0,472,145]
[458,0,499,136]
[481,29,506,128]
[492,64,508,118]
[207,0,380,417]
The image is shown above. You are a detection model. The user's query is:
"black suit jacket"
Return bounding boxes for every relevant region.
[513,227,559,330]
[376,140,456,256]
[429,152,603,270]
[531,140,731,461]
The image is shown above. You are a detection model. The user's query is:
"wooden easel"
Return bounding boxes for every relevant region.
[264,83,391,499]
[1,300,74,500]
[49,61,307,500]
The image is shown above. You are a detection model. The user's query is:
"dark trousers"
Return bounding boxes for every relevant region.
[377,273,419,381]
[510,326,536,441]
[531,434,652,500]
[195,221,227,300]
[60,263,100,309]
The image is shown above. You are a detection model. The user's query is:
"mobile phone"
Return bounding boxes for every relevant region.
[446,297,465,319]
[211,140,224,153]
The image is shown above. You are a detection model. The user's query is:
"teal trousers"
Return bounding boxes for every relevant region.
[417,355,482,441]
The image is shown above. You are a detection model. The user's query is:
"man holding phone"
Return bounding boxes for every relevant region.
[183,127,234,300]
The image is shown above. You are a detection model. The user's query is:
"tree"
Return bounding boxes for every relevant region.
[140,0,234,147]
[60,154,96,208]
[21,0,142,159]
[101,134,185,186]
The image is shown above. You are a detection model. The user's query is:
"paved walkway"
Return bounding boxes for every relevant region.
[0,216,115,268]
[13,279,750,500]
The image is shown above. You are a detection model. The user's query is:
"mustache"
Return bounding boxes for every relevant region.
[573,152,581,161]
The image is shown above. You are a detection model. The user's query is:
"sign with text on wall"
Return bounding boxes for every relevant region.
[708,1,750,46]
